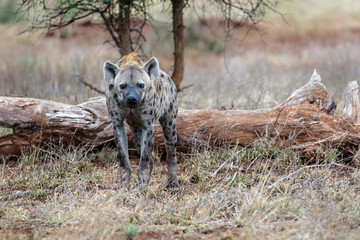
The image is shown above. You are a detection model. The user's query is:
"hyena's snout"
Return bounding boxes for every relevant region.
[126,96,138,108]
[124,89,140,109]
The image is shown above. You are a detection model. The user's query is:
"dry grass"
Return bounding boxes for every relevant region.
[0,24,116,104]
[2,0,360,238]
[1,143,360,239]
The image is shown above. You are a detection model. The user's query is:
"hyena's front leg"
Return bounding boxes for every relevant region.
[113,122,132,189]
[138,122,155,189]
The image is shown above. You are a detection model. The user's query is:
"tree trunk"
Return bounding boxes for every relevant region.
[118,0,132,56]
[1,71,360,159]
[171,0,185,91]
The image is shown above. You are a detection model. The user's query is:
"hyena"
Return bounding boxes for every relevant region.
[103,53,179,189]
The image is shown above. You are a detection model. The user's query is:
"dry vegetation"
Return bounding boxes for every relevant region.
[1,0,360,239]
[2,143,360,239]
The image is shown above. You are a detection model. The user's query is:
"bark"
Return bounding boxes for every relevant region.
[343,80,360,124]
[118,1,132,56]
[1,71,360,158]
[171,0,185,91]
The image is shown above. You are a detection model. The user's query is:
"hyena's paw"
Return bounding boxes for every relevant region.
[138,168,151,189]
[164,179,179,190]
[120,180,131,190]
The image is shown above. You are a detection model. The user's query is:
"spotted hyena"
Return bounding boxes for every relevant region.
[103,53,179,189]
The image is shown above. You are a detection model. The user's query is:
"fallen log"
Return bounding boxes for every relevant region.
[1,70,360,158]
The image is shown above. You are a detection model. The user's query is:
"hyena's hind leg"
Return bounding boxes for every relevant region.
[159,114,179,189]
[130,126,142,154]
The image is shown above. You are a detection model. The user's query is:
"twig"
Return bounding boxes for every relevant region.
[178,84,194,92]
[211,149,244,177]
[77,75,105,95]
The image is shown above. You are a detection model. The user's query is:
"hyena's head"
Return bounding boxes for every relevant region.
[103,53,159,109]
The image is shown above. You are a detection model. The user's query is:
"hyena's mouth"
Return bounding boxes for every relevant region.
[125,96,139,109]
[127,102,139,109]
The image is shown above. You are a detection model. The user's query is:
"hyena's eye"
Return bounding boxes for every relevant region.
[119,83,127,90]
[137,83,145,89]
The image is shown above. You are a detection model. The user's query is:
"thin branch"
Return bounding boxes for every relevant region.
[77,75,105,95]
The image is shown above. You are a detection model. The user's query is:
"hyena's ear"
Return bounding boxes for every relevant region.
[144,57,159,80]
[103,61,119,84]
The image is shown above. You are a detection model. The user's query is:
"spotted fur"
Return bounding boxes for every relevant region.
[103,53,179,189]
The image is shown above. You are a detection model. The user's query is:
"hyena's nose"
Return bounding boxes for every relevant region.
[126,96,138,108]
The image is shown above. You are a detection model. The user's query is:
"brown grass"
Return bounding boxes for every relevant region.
[1,144,360,239]
[1,82,358,235]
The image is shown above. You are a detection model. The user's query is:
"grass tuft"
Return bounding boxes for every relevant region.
[123,223,140,240]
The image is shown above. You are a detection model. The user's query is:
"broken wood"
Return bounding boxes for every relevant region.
[343,80,360,124]
[1,70,360,158]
